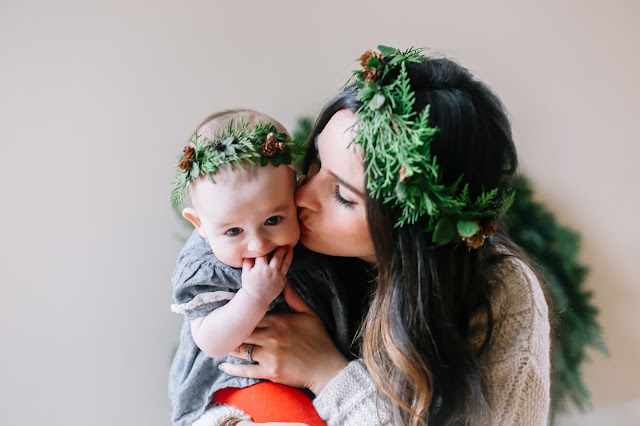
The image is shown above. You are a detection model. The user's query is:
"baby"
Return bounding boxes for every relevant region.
[168,110,351,426]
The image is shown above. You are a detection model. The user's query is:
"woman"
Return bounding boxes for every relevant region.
[208,47,551,426]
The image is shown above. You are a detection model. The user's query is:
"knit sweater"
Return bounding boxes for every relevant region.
[313,255,551,426]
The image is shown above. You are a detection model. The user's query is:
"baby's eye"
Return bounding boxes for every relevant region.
[264,216,282,226]
[225,228,243,236]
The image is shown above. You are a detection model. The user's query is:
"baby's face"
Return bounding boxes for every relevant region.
[190,164,300,268]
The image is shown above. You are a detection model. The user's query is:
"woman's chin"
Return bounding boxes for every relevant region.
[299,233,326,255]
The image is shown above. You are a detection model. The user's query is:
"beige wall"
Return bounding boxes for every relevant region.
[1,0,638,424]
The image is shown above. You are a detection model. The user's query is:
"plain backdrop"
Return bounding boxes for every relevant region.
[1,0,638,424]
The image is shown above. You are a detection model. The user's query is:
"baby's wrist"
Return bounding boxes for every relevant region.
[235,287,273,311]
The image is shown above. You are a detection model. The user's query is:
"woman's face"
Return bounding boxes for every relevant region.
[295,109,376,263]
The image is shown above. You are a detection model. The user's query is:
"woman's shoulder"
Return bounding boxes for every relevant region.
[471,245,552,424]
[484,244,548,322]
[472,243,551,368]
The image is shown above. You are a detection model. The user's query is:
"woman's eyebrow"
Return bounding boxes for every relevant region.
[329,171,364,199]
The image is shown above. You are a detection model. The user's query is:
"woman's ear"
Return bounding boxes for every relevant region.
[182,208,207,239]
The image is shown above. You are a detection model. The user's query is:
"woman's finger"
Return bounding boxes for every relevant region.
[283,283,314,314]
[227,343,251,360]
[219,362,265,380]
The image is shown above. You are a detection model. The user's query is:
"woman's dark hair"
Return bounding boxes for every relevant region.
[302,58,535,425]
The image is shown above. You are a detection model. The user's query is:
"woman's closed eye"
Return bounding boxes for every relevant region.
[333,186,355,208]
[265,216,282,226]
[225,227,243,236]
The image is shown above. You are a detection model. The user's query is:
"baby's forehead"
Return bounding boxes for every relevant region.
[191,161,296,217]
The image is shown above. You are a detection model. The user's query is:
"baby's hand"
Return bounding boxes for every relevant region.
[241,246,294,305]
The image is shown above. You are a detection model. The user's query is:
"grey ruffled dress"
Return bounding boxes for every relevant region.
[168,230,353,426]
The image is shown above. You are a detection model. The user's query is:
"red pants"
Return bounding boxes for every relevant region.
[214,382,326,425]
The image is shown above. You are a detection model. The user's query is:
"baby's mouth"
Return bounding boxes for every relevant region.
[265,248,277,262]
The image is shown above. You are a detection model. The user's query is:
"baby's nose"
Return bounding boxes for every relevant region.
[247,236,271,255]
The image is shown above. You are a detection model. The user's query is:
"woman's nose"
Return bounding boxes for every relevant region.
[295,174,320,211]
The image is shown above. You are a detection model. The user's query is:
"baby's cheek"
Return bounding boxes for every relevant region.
[284,221,301,246]
[211,240,243,268]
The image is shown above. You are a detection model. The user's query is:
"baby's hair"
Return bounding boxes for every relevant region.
[196,109,290,141]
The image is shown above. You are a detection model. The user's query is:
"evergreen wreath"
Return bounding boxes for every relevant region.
[347,46,515,247]
[170,119,302,207]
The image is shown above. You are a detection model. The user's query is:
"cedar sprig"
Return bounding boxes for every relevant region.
[350,45,516,245]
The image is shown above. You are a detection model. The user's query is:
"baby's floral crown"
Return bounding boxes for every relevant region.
[170,119,302,207]
[349,46,515,248]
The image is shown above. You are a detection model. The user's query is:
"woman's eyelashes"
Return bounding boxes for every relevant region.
[333,186,356,208]
[309,155,354,208]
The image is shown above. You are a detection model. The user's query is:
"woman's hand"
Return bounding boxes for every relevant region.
[219,284,349,395]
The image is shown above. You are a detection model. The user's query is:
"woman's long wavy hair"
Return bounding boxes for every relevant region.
[302,57,538,425]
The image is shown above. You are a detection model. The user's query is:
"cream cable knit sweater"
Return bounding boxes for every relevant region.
[313,255,551,425]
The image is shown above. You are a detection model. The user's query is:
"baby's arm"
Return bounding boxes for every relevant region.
[191,245,293,358]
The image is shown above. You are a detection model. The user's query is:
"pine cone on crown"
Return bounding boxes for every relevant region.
[183,146,196,161]
[462,220,498,249]
[462,233,485,249]
[178,157,192,171]
[360,49,383,83]
[261,132,280,157]
[480,220,498,237]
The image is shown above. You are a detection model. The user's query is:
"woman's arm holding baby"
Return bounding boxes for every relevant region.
[191,245,293,358]
[220,284,349,394]
[220,285,389,425]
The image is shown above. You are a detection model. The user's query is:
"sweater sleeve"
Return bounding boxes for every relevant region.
[313,360,391,426]
[476,256,551,425]
[506,356,550,425]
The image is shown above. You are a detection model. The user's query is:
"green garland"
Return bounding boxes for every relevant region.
[170,119,303,207]
[348,46,515,247]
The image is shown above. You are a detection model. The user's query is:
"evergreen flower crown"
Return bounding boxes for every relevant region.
[170,119,301,207]
[349,46,515,248]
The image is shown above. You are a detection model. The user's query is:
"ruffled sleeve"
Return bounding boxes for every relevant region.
[171,230,242,320]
